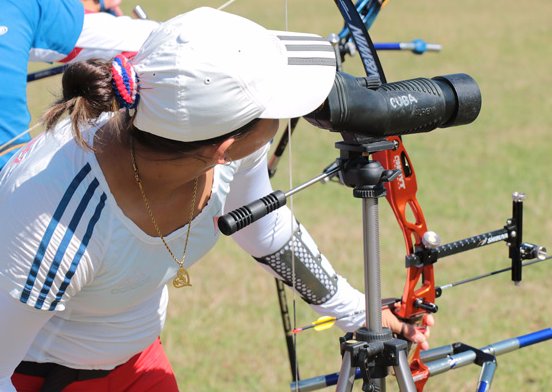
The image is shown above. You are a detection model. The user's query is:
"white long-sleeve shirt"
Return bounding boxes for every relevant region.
[0,116,365,389]
[30,12,159,63]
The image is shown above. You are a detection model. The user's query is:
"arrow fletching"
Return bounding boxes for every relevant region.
[292,310,366,334]
[292,316,337,334]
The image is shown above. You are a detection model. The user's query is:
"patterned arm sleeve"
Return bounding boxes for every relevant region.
[226,144,366,331]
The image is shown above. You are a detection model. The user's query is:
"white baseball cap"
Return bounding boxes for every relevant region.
[132,7,337,142]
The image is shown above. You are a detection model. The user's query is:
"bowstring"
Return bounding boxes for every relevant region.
[217,0,300,384]
[0,123,41,154]
[282,0,301,386]
[217,0,237,10]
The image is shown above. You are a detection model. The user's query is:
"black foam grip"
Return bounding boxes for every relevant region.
[218,191,287,235]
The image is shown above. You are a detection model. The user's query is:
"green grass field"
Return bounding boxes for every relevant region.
[26,1,552,390]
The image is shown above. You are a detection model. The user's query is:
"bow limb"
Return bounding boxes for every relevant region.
[373,137,434,390]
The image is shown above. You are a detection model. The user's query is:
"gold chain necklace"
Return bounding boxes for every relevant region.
[130,139,198,288]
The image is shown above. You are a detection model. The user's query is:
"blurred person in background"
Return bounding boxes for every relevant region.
[0,0,157,170]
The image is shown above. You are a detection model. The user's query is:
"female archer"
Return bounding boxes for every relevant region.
[0,7,430,391]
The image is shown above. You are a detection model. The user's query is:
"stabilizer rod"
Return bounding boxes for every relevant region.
[290,328,552,391]
[218,165,340,235]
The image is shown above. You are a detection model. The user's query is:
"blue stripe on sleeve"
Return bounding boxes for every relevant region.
[49,192,107,310]
[34,178,100,309]
[20,164,92,304]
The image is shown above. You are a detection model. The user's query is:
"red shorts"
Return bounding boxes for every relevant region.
[11,338,179,391]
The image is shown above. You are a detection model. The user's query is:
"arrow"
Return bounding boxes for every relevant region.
[291,310,365,334]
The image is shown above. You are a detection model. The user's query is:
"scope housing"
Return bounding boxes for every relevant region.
[304,72,482,138]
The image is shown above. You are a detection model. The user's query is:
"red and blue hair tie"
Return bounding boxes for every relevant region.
[111,54,140,110]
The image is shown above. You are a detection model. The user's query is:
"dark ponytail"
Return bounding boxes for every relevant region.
[42,59,121,149]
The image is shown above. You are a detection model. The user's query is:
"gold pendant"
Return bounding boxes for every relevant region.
[173,266,192,288]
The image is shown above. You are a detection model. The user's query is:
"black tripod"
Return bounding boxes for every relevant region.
[333,138,416,392]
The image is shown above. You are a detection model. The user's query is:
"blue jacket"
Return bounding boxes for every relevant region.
[0,0,83,169]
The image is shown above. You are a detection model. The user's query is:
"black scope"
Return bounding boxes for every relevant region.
[304,72,482,137]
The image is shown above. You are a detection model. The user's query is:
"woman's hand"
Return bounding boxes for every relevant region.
[382,308,435,351]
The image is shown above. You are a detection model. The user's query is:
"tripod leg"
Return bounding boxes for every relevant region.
[336,351,356,392]
[393,349,417,391]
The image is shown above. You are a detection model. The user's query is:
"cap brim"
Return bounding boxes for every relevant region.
[259,31,337,119]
